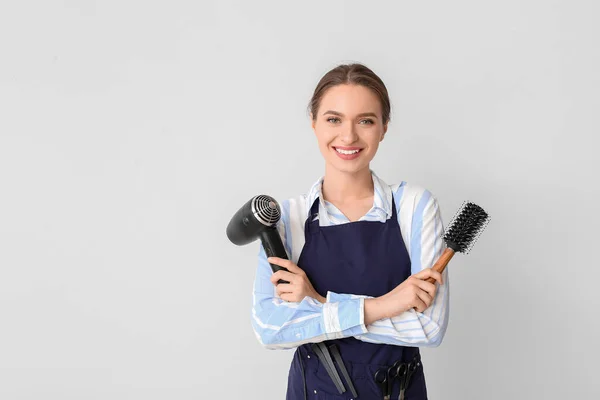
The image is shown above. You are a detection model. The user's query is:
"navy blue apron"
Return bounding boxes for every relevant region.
[286,196,428,399]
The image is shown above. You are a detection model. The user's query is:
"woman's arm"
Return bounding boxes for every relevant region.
[250,207,369,350]
[328,189,450,347]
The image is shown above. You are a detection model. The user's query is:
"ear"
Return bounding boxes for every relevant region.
[380,122,388,141]
[310,112,316,131]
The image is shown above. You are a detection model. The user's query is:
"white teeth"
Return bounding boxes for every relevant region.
[335,148,360,155]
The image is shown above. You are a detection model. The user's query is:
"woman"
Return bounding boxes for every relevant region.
[251,63,449,399]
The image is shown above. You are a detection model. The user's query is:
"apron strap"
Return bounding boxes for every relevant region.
[304,198,320,235]
[305,193,399,235]
[390,194,398,221]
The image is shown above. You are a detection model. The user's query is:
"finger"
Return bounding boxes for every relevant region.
[280,292,299,303]
[267,257,292,268]
[270,270,287,285]
[413,268,443,285]
[413,279,437,298]
[268,257,304,274]
[270,272,281,285]
[276,283,294,296]
[415,289,433,309]
[270,270,296,285]
[412,296,428,313]
[283,262,304,275]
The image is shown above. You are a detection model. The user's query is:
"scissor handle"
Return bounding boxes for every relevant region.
[385,364,401,397]
[390,361,403,375]
[405,359,419,382]
[375,368,389,398]
[396,363,408,377]
[374,368,388,385]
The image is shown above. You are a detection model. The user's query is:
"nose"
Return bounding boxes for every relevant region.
[339,124,359,144]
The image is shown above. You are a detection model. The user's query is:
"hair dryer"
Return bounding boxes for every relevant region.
[226,195,290,284]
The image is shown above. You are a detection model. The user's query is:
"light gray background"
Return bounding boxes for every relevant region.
[1,1,598,399]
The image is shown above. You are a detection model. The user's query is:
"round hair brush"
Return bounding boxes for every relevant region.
[226,195,290,284]
[426,201,491,283]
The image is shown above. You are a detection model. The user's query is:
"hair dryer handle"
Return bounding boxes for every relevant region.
[259,226,290,285]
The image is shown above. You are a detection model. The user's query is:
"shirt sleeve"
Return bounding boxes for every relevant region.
[327,190,450,347]
[250,200,369,350]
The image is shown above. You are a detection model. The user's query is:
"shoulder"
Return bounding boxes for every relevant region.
[278,194,309,220]
[275,193,310,232]
[388,182,443,256]
[388,181,439,210]
[276,194,310,262]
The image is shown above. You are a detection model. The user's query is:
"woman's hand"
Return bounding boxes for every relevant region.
[268,257,326,304]
[378,268,443,318]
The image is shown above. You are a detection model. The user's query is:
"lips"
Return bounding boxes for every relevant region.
[333,146,363,160]
[334,146,362,154]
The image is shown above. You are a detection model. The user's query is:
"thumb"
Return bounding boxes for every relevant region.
[413,268,443,284]
[283,261,302,273]
[267,257,301,273]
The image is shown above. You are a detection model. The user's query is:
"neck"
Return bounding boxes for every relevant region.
[321,164,374,203]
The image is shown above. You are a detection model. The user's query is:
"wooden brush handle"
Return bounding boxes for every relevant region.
[425,247,455,283]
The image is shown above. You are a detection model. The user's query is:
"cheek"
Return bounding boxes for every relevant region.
[315,130,334,148]
[368,131,384,146]
[369,138,381,151]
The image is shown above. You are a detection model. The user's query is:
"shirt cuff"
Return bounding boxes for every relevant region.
[322,297,368,336]
[326,291,373,303]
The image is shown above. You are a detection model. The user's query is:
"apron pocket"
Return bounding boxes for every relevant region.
[311,360,394,399]
[314,360,428,400]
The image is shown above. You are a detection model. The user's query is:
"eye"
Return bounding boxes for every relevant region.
[359,119,375,125]
[326,117,341,123]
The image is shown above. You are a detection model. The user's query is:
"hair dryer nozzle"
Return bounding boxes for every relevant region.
[226,195,282,246]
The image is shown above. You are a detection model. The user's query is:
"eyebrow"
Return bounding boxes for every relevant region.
[322,110,379,118]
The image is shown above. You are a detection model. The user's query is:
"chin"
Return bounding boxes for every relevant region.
[328,159,371,175]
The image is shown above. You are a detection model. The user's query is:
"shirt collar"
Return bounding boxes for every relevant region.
[305,169,393,219]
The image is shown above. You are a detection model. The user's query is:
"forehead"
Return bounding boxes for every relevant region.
[319,84,381,115]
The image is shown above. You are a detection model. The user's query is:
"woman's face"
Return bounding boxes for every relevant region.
[311,84,387,175]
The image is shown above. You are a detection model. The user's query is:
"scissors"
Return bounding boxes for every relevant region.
[396,358,420,400]
[374,360,403,400]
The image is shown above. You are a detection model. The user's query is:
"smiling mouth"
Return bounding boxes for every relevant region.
[333,147,363,155]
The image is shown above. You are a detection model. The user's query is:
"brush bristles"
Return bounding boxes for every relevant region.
[443,201,490,254]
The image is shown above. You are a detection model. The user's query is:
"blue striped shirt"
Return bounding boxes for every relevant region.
[251,170,449,350]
